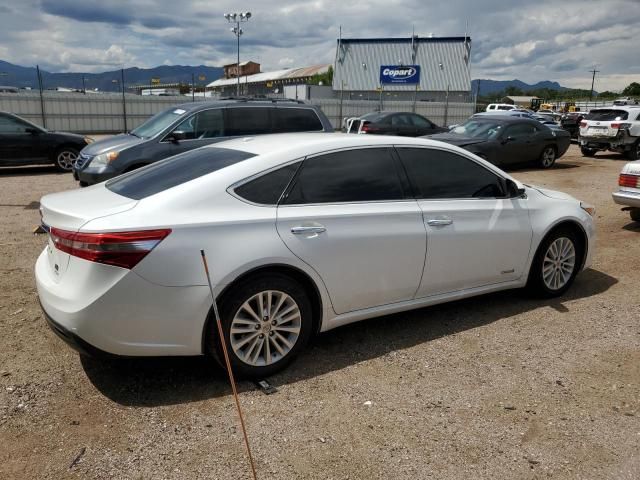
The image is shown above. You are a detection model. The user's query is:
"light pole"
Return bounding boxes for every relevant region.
[224,11,251,97]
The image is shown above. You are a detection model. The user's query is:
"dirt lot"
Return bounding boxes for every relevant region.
[0,144,638,479]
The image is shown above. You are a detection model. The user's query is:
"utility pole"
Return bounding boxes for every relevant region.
[589,68,599,100]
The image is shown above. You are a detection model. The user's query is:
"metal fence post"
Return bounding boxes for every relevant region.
[36,65,46,129]
[121,68,127,132]
[443,84,450,126]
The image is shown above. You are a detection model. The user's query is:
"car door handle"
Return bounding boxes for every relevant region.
[291,225,326,235]
[427,218,453,226]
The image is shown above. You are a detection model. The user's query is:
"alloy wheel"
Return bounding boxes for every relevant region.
[541,147,556,167]
[230,290,302,366]
[542,237,576,291]
[56,150,78,171]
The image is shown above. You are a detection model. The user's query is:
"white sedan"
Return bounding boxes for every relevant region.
[36,133,596,377]
[613,160,640,221]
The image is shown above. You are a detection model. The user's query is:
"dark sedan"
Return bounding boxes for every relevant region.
[346,111,447,136]
[424,116,571,169]
[0,112,92,171]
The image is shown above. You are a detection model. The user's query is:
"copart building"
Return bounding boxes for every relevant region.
[332,36,472,102]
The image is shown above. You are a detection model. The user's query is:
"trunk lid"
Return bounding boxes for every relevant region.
[40,184,138,282]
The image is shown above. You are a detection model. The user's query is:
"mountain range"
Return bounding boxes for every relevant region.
[0,60,572,95]
[0,61,223,92]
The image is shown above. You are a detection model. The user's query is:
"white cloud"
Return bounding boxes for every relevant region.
[0,0,637,90]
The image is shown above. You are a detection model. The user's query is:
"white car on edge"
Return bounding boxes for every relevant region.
[36,133,596,377]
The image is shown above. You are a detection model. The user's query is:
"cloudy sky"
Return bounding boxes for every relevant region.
[0,0,638,91]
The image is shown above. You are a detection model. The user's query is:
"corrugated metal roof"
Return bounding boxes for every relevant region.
[333,37,471,92]
[208,64,330,87]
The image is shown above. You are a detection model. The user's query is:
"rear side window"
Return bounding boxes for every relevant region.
[586,109,629,121]
[284,148,405,204]
[234,163,299,205]
[225,107,272,136]
[106,148,255,200]
[397,148,505,199]
[273,108,323,133]
[410,115,432,127]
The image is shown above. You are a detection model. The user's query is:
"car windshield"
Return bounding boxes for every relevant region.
[130,107,189,138]
[451,120,504,139]
[586,109,629,121]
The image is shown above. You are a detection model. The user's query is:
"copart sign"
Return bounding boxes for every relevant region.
[379,65,421,84]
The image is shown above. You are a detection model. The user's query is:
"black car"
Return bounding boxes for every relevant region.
[346,111,447,136]
[424,116,571,169]
[0,111,91,171]
[560,112,586,138]
[74,98,334,186]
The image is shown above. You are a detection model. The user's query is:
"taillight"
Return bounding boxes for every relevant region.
[360,122,378,133]
[49,228,171,269]
[580,121,587,128]
[611,123,620,129]
[619,174,640,188]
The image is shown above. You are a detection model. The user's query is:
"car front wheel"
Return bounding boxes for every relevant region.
[625,141,640,160]
[54,148,79,171]
[209,273,313,378]
[539,146,556,168]
[527,227,582,297]
[630,208,640,222]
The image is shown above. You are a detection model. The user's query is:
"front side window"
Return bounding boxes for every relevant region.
[410,115,432,127]
[225,107,272,136]
[172,109,224,140]
[0,115,29,133]
[284,148,405,204]
[273,108,323,133]
[503,123,536,138]
[397,147,505,199]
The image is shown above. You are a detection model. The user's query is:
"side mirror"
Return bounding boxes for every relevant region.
[25,127,40,135]
[502,135,515,144]
[506,179,526,198]
[168,131,187,143]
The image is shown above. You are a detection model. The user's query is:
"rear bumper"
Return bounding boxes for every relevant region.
[612,189,640,208]
[35,249,212,356]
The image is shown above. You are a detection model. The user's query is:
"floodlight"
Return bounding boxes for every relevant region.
[245,12,251,19]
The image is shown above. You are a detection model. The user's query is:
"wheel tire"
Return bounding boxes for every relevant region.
[54,147,79,172]
[527,226,582,298]
[539,146,557,169]
[207,273,313,378]
[580,146,597,157]
[630,208,640,222]
[625,141,640,160]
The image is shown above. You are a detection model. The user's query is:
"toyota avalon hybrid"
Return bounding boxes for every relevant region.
[36,134,596,377]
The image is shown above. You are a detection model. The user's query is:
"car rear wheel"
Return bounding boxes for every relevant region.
[54,148,79,172]
[208,273,313,378]
[539,146,556,168]
[625,141,640,160]
[630,208,640,222]
[527,227,582,298]
[580,147,597,157]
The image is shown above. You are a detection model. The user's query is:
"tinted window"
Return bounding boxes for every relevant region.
[392,114,412,126]
[0,115,28,133]
[397,148,505,199]
[273,108,323,133]
[497,105,512,110]
[225,107,272,136]
[586,109,629,121]
[107,148,255,200]
[503,123,537,138]
[172,109,224,139]
[284,148,404,204]
[410,115,432,127]
[235,163,299,205]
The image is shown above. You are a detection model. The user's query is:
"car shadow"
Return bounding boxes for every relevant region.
[622,221,640,232]
[81,268,618,407]
[0,166,67,177]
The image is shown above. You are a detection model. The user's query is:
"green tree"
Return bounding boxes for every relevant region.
[308,66,333,86]
[622,82,640,96]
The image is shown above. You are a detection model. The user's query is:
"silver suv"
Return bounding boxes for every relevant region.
[579,106,640,159]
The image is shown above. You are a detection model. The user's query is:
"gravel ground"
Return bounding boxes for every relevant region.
[0,144,638,479]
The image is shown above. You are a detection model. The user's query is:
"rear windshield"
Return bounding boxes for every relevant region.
[106,147,255,200]
[586,109,629,121]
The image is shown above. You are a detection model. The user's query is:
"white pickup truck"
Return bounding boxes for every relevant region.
[613,161,640,221]
[579,106,640,159]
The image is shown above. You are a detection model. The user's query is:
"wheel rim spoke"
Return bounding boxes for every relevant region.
[542,237,576,291]
[230,290,301,366]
